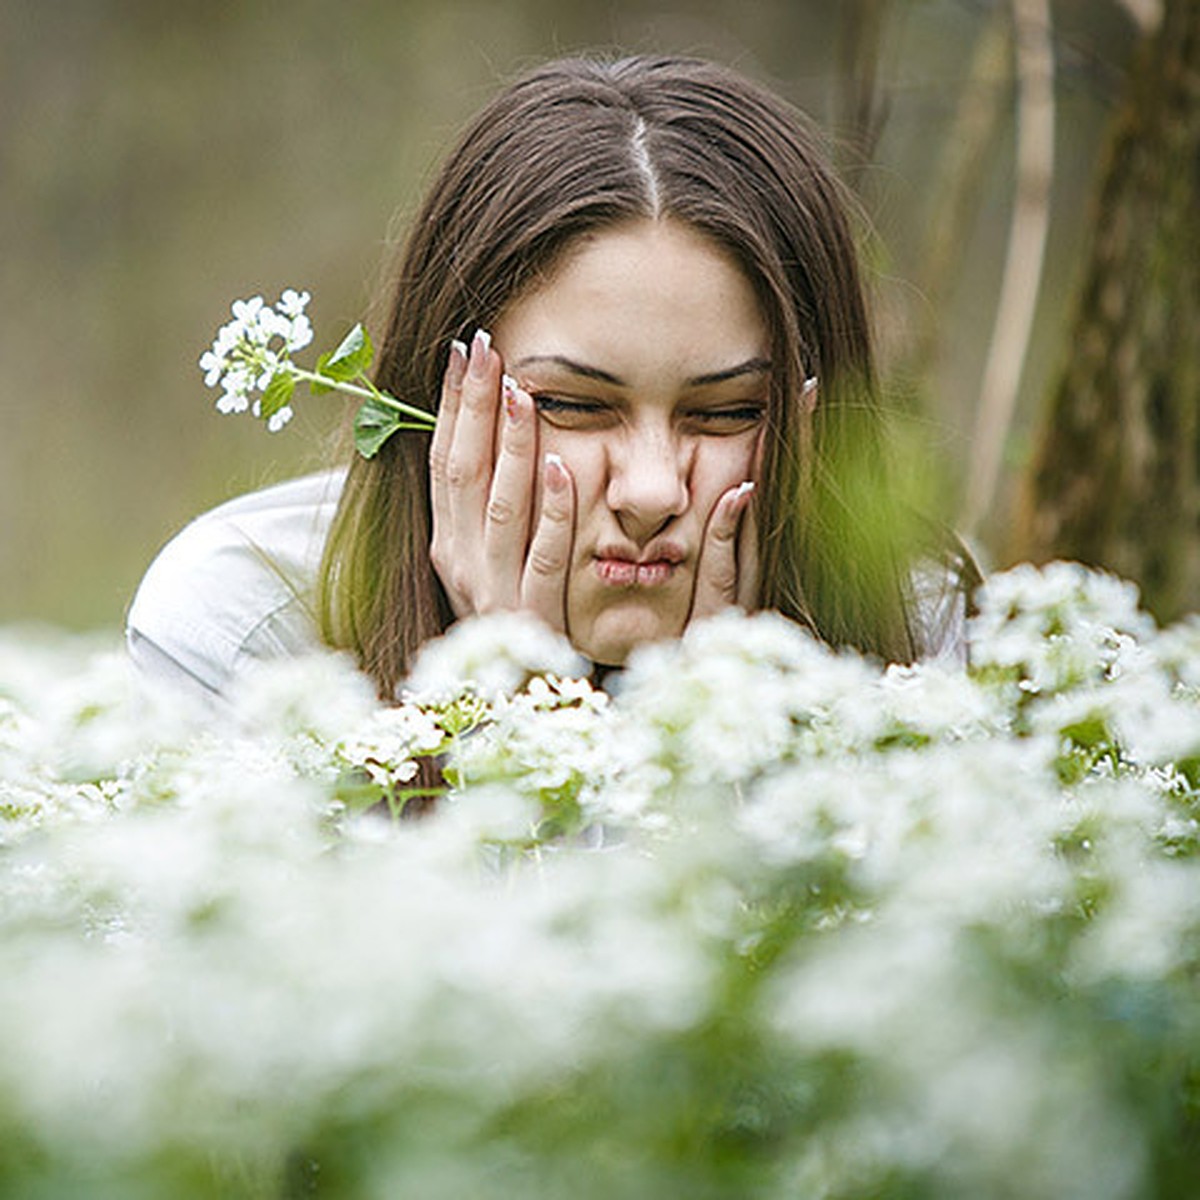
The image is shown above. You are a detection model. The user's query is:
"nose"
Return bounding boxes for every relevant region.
[605,423,690,543]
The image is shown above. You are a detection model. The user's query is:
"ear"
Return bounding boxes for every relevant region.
[801,375,819,414]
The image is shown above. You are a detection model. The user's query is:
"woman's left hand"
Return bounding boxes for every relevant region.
[688,480,758,622]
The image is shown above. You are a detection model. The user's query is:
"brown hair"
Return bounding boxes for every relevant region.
[319,54,954,699]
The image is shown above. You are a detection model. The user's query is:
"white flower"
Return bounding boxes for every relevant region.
[199,288,315,421]
[405,612,587,702]
[285,313,313,351]
[215,382,250,414]
[258,308,292,342]
[9,573,1200,1197]
[230,294,265,326]
[266,405,294,433]
[254,350,281,392]
[277,288,310,318]
[227,650,378,741]
[199,348,226,387]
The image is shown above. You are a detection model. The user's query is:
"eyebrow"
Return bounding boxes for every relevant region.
[513,354,771,388]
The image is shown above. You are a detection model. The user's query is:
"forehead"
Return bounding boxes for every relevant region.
[495,219,767,377]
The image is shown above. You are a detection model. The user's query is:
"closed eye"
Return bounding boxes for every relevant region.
[532,394,614,428]
[532,394,766,434]
[684,404,766,433]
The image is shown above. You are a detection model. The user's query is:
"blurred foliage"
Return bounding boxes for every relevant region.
[0,0,1141,627]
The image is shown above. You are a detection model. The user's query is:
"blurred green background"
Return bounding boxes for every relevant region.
[1,0,1137,630]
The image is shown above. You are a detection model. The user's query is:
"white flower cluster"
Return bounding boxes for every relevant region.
[198,288,313,430]
[2,564,1200,1197]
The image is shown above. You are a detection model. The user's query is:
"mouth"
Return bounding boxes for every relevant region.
[592,543,686,589]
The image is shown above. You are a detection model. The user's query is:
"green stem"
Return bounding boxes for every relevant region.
[287,367,436,427]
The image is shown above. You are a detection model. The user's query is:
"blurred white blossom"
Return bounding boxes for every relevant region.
[2,564,1200,1197]
[405,611,587,702]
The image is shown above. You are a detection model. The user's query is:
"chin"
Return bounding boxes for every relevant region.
[571,601,688,667]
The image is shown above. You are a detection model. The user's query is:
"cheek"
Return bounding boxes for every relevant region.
[692,437,759,509]
[538,426,606,506]
[751,425,767,477]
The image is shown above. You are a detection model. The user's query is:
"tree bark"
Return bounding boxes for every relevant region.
[1012,0,1199,622]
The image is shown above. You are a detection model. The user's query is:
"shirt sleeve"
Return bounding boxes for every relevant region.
[125,470,344,699]
[911,557,973,666]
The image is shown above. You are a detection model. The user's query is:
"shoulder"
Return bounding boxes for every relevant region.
[126,469,346,697]
[911,531,983,666]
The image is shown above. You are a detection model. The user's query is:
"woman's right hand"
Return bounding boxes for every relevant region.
[428,329,576,632]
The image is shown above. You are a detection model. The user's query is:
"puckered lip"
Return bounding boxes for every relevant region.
[592,540,687,567]
[591,541,688,589]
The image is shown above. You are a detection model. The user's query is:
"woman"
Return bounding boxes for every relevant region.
[127,55,976,702]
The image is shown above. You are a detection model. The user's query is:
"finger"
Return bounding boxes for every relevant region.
[429,338,468,565]
[483,378,539,608]
[690,481,755,621]
[433,330,498,614]
[734,425,765,610]
[440,329,501,602]
[521,452,575,633]
[735,492,759,610]
[445,328,502,528]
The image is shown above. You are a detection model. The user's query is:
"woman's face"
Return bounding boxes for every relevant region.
[493,218,770,666]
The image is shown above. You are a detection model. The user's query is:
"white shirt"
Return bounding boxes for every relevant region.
[126,470,345,698]
[127,469,969,698]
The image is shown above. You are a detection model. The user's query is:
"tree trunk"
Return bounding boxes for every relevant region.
[1012,0,1199,622]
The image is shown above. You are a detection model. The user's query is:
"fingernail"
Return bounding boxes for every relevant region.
[447,339,468,386]
[801,376,818,412]
[544,452,568,493]
[734,480,755,502]
[469,328,492,379]
[502,374,524,422]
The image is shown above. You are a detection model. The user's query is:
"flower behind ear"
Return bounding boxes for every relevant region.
[198,287,435,453]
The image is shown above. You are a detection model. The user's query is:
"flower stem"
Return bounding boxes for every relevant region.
[287,367,436,427]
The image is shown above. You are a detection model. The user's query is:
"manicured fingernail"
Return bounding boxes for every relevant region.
[734,480,755,502]
[469,328,492,378]
[544,452,568,493]
[801,376,818,411]
[447,339,468,386]
[502,374,524,422]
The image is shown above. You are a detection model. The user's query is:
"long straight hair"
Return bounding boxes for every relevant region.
[319,55,943,699]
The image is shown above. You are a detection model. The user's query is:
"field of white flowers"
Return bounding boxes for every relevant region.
[3,562,1200,1198]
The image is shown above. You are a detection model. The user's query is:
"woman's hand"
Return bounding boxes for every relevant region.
[689,479,759,622]
[428,330,576,631]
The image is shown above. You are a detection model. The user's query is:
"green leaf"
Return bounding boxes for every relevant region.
[260,371,296,421]
[1061,713,1110,751]
[353,396,406,458]
[320,323,374,383]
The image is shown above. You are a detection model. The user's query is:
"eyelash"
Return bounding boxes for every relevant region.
[531,395,765,430]
[532,396,604,417]
[690,405,765,425]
